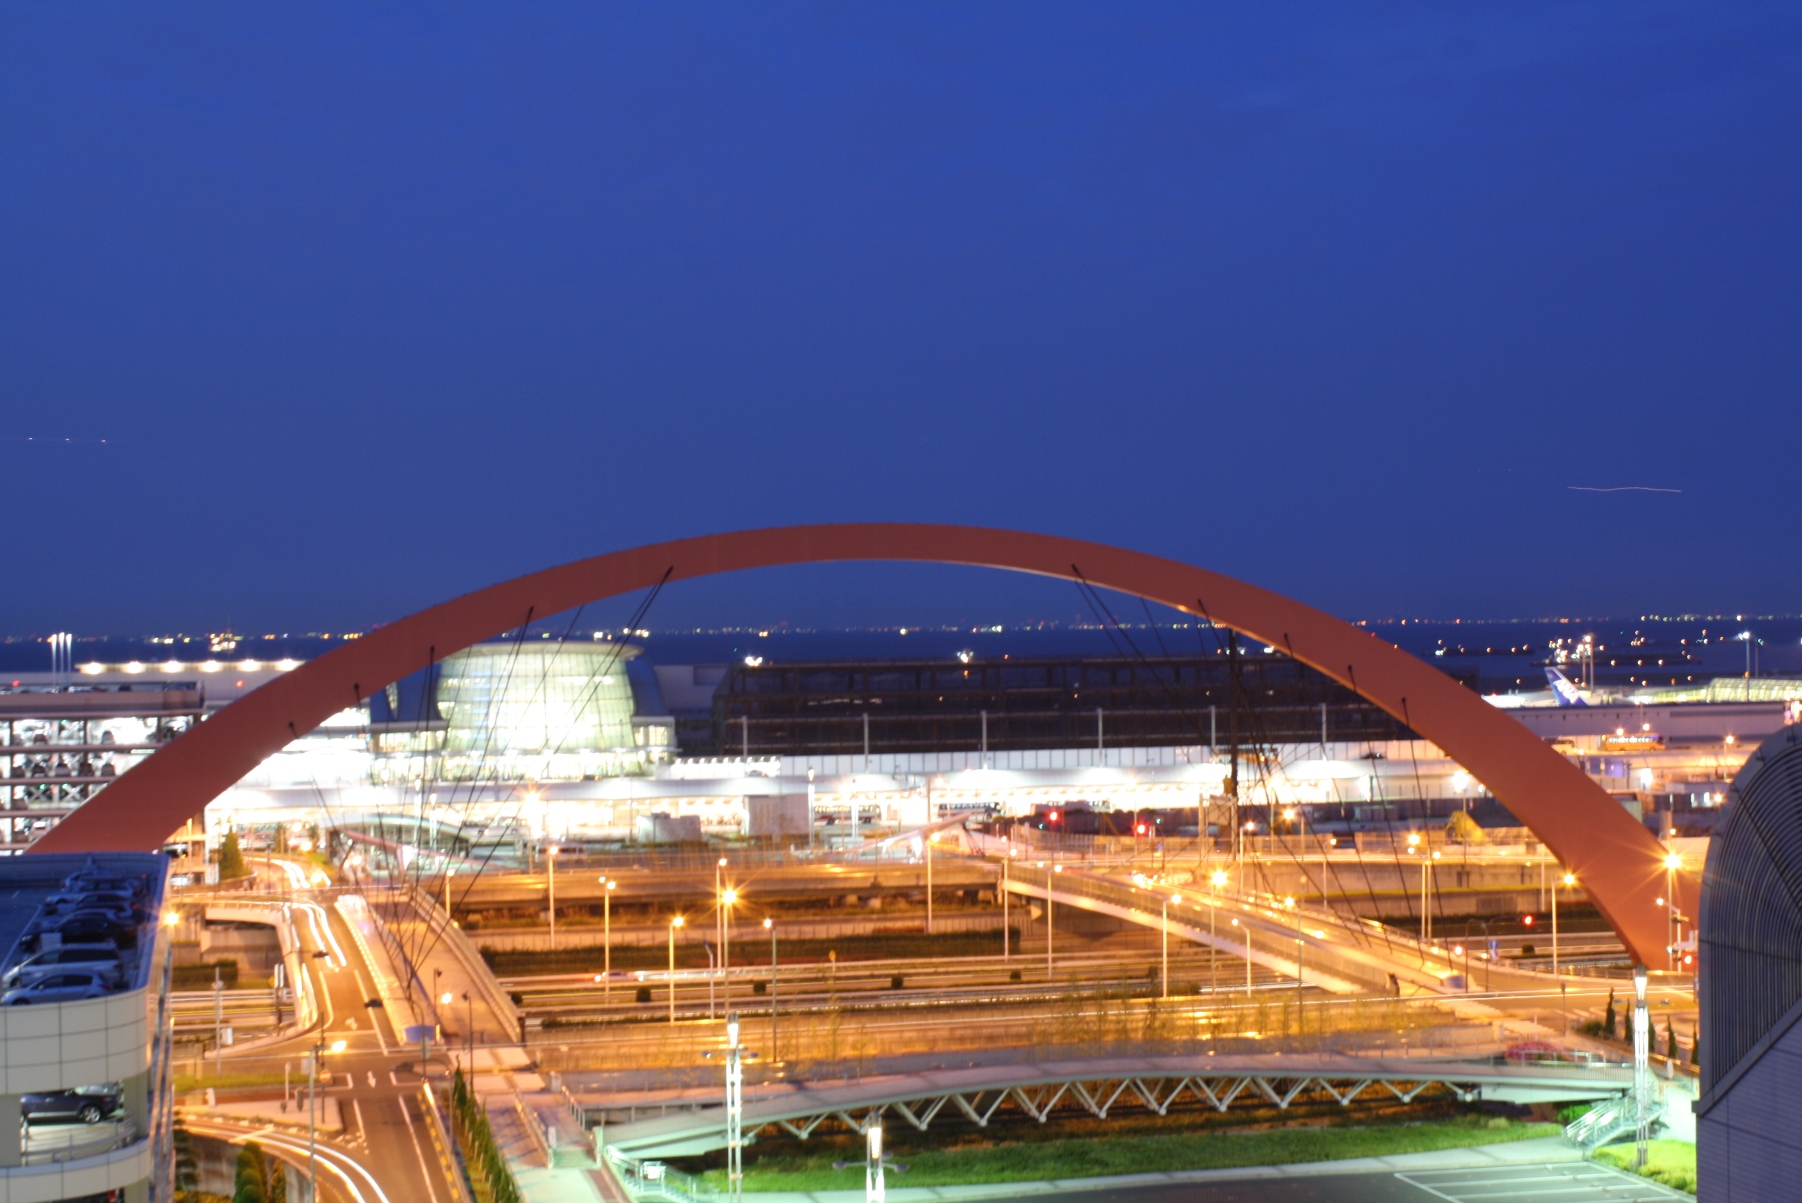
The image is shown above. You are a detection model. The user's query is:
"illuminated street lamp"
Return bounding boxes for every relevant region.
[669,915,685,1024]
[1663,852,1683,971]
[720,888,738,1009]
[602,878,618,998]
[1554,872,1575,976]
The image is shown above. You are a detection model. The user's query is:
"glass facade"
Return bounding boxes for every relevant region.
[367,642,651,785]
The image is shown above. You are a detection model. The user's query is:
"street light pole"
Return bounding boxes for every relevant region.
[1209,870,1228,995]
[764,918,778,1062]
[925,831,934,936]
[726,1013,743,1203]
[669,916,684,1024]
[546,845,558,952]
[1161,895,1170,1000]
[1664,853,1682,971]
[721,888,737,1013]
[1554,872,1574,976]
[603,879,616,999]
[1002,852,1011,962]
[1633,964,1650,1168]
[307,1042,318,1198]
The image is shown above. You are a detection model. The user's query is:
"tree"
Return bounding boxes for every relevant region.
[219,831,248,880]
[234,1142,267,1203]
[1692,1023,1701,1067]
[1444,810,1487,845]
[172,1123,200,1200]
[1667,1017,1679,1061]
[1604,988,1617,1040]
[233,1140,286,1203]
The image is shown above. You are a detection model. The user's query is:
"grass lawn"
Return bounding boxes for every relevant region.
[1594,1140,1696,1194]
[697,1114,1558,1191]
[174,1070,296,1093]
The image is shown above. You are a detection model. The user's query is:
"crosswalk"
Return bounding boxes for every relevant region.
[1396,1163,1691,1202]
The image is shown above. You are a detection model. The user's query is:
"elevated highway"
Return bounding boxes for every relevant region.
[1001,859,1582,1000]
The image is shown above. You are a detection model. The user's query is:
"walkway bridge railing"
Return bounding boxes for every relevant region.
[597,1052,1633,1159]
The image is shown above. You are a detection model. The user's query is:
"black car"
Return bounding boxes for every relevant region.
[29,915,134,951]
[21,1085,122,1125]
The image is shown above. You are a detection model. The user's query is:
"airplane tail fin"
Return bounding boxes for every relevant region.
[1545,667,1588,707]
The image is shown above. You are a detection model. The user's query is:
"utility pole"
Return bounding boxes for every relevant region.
[1046,863,1057,980]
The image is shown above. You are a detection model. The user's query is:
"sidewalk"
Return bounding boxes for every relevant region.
[735,1136,1585,1202]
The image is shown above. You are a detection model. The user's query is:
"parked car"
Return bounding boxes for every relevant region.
[43,899,139,925]
[28,914,135,951]
[45,889,140,913]
[1,946,125,990]
[60,873,145,898]
[1,970,114,1004]
[20,1084,122,1125]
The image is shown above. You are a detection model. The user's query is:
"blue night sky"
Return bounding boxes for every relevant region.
[2,4,1798,635]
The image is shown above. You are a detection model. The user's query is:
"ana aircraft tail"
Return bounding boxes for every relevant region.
[1545,667,1589,707]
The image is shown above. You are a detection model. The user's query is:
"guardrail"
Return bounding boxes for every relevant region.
[607,1148,716,1203]
[21,1117,140,1165]
[1563,1085,1665,1152]
[392,888,524,1041]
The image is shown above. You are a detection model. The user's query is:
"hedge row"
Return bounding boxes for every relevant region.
[449,1068,522,1203]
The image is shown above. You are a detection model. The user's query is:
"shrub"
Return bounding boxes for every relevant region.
[174,960,240,990]
[635,986,652,1004]
[218,832,248,880]
[752,980,767,995]
[890,975,905,990]
[450,1068,523,1203]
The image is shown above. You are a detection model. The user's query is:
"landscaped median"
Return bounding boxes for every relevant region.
[691,1113,1558,1193]
[1594,1139,1696,1194]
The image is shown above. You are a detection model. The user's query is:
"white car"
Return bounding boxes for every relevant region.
[1,970,112,1005]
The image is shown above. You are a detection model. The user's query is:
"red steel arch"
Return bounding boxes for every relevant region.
[33,523,1689,964]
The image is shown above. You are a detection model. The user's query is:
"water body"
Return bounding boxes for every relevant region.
[3,615,1799,695]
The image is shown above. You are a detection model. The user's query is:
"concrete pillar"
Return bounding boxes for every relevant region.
[0,1094,21,1167]
[122,1069,148,1136]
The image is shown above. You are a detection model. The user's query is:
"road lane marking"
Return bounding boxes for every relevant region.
[1396,1163,1692,1202]
[398,1093,446,1203]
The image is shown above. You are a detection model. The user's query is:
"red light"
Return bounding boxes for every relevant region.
[1136,824,1147,835]
[1521,915,1535,926]
[1047,810,1060,823]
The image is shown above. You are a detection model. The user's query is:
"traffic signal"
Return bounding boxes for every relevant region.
[1521,914,1535,927]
